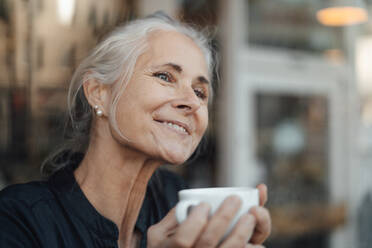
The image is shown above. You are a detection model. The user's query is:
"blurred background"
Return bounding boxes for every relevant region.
[1,0,372,247]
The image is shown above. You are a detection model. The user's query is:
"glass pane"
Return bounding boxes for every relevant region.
[255,93,336,247]
[248,0,343,54]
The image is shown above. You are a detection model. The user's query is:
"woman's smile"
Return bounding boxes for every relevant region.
[154,119,191,135]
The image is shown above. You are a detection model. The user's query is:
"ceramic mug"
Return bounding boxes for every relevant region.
[176,187,259,238]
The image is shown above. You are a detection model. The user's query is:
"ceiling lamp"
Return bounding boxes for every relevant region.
[57,0,76,25]
[316,0,368,26]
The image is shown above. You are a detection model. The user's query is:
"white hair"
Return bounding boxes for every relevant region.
[41,12,216,176]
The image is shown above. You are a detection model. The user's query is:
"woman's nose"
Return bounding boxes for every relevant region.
[171,87,201,114]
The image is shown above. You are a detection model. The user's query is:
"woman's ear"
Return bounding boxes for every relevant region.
[83,77,110,117]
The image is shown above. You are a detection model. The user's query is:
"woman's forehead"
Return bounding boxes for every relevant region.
[142,31,209,76]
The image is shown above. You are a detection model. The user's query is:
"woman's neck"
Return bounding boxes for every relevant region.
[74,133,163,247]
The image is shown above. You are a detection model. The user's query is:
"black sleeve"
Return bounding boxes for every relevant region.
[150,168,188,210]
[0,197,41,247]
[139,168,188,248]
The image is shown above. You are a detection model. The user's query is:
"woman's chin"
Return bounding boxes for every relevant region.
[160,150,191,165]
[164,156,188,165]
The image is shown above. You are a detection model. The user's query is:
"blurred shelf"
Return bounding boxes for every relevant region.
[269,203,346,238]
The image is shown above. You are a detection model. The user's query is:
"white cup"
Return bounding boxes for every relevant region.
[176,187,259,238]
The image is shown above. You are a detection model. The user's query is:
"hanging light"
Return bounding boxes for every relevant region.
[316,0,368,26]
[57,0,76,25]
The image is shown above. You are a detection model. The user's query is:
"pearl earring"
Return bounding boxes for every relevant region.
[94,105,103,117]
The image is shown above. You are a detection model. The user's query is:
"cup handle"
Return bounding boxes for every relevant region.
[175,200,200,224]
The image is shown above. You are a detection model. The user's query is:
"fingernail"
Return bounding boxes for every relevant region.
[227,195,242,204]
[249,206,259,213]
[198,202,211,213]
[244,214,256,226]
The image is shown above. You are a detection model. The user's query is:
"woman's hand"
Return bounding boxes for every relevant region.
[147,184,271,248]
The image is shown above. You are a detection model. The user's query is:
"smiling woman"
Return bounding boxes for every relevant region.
[0,12,270,248]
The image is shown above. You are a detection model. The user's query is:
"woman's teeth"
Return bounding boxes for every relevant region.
[164,122,187,133]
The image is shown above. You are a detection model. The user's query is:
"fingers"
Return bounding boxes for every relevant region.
[156,207,179,230]
[194,196,242,248]
[148,198,271,248]
[147,208,179,246]
[148,204,211,248]
[170,203,211,247]
[249,206,271,244]
[256,184,268,206]
[219,213,256,248]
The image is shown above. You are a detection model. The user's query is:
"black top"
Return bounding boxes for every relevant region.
[0,160,187,248]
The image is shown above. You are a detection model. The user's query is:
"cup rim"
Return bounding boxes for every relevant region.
[178,187,257,196]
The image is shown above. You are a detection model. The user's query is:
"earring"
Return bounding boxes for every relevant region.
[94,105,103,117]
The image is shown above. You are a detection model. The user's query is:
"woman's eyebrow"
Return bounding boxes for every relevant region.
[197,76,210,85]
[154,62,183,73]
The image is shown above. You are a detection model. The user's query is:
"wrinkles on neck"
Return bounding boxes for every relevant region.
[74,129,163,247]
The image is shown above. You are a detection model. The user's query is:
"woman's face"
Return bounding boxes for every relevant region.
[112,30,210,164]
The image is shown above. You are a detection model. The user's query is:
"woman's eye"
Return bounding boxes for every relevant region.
[153,72,172,82]
[194,88,207,100]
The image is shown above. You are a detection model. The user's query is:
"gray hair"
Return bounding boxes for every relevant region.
[41,12,216,177]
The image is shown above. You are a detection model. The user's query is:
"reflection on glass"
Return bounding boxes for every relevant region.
[247,0,343,54]
[255,93,345,248]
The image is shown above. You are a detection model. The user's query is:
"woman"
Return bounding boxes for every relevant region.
[0,13,271,247]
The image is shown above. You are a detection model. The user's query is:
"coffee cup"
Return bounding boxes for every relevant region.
[176,187,259,238]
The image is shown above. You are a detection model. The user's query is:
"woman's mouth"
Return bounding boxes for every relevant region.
[154,120,190,135]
